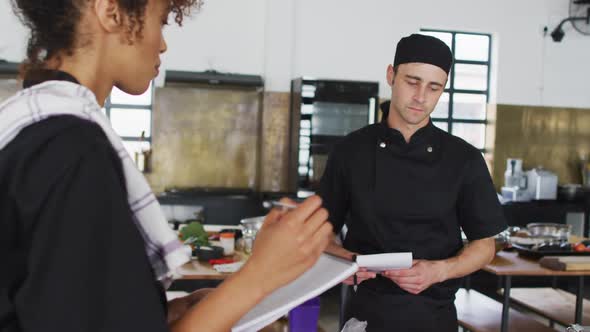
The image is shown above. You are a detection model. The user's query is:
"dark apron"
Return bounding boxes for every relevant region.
[343,285,458,332]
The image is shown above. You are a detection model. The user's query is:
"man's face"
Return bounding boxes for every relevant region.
[387,63,448,127]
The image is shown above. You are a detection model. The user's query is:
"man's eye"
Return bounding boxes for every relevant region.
[407,81,418,86]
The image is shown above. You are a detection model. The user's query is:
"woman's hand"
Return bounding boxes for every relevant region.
[244,195,333,296]
[167,288,214,324]
[169,196,332,332]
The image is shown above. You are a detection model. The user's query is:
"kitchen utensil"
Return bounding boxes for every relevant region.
[531,239,568,251]
[526,223,572,240]
[512,243,590,258]
[510,235,555,246]
[558,184,583,201]
[220,232,235,255]
[540,256,590,271]
[193,245,224,261]
[240,216,265,254]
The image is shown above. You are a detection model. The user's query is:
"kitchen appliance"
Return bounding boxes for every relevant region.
[501,158,530,202]
[504,158,527,188]
[288,78,379,193]
[526,167,558,200]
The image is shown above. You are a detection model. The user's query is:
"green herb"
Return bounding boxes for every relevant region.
[179,221,209,247]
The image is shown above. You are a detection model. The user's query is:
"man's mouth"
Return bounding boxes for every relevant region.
[408,107,424,113]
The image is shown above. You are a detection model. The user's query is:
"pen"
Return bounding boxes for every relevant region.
[262,200,297,211]
[352,254,358,292]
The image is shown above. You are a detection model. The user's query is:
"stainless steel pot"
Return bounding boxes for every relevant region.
[526,222,572,240]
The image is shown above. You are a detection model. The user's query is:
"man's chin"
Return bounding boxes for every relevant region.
[402,116,429,126]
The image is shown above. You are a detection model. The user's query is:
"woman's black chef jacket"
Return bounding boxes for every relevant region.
[318,105,507,330]
[0,72,169,332]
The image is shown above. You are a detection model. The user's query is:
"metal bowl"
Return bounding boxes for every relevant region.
[526,223,572,240]
[240,216,265,232]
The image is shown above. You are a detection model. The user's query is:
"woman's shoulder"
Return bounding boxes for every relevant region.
[10,115,109,156]
[0,116,119,191]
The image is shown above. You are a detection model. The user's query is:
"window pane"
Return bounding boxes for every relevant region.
[455,34,490,62]
[299,149,310,164]
[298,166,308,175]
[302,85,316,98]
[122,141,151,159]
[454,64,488,90]
[420,31,452,50]
[431,92,449,118]
[433,121,448,132]
[110,108,151,137]
[453,93,487,120]
[110,82,152,106]
[302,104,314,114]
[452,123,485,149]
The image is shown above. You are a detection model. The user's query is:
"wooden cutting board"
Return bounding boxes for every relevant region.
[540,256,590,271]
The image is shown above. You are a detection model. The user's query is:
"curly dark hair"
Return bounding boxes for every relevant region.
[11,0,203,77]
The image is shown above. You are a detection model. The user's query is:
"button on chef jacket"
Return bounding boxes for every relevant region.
[318,102,507,301]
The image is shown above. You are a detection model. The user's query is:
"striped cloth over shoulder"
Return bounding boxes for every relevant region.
[0,80,191,285]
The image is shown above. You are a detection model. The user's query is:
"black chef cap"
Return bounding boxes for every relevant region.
[393,34,453,74]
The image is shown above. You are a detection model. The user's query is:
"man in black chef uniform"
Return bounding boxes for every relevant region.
[319,34,507,331]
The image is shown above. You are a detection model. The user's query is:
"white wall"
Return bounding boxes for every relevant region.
[1,0,589,108]
[0,1,28,62]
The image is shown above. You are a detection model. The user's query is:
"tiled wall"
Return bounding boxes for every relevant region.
[146,87,292,193]
[146,85,261,193]
[259,92,291,192]
[492,104,590,190]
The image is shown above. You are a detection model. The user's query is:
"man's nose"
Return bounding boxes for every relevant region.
[413,86,426,104]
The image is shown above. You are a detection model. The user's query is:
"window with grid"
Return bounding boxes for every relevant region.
[420,29,492,152]
[102,82,153,158]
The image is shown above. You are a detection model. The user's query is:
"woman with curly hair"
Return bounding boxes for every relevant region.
[0,1,333,331]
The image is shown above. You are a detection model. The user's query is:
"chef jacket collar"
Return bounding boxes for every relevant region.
[378,101,436,146]
[23,69,80,89]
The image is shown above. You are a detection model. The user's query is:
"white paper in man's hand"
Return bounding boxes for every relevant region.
[355,252,412,272]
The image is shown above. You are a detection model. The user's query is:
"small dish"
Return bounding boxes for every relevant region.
[193,245,224,262]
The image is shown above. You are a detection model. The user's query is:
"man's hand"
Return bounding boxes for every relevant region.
[382,259,446,295]
[342,267,376,286]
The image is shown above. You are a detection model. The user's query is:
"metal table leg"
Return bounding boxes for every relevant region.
[575,276,584,324]
[501,276,512,332]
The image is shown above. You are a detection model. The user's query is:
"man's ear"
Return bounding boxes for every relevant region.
[386,64,397,87]
[94,0,123,33]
